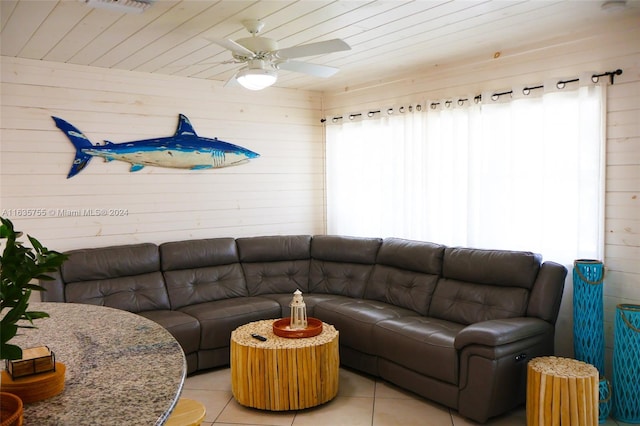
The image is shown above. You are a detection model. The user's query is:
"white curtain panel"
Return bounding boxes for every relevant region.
[326,84,605,264]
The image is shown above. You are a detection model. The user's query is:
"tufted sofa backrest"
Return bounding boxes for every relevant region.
[366,238,445,315]
[429,247,542,325]
[41,235,566,326]
[236,235,311,296]
[160,238,246,309]
[61,243,169,313]
[309,235,382,298]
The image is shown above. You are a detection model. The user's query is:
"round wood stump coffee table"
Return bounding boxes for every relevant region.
[527,356,599,426]
[230,319,339,411]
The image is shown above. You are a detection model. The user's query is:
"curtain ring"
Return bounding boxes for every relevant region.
[399,106,405,113]
[408,105,413,112]
[367,111,374,117]
[387,108,393,115]
[491,94,499,101]
[332,117,340,123]
[416,104,422,111]
[556,81,566,89]
[458,99,465,106]
[591,75,600,83]
[430,102,438,110]
[445,100,452,108]
[523,87,531,95]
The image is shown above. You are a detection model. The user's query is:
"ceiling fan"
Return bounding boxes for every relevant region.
[214,20,351,90]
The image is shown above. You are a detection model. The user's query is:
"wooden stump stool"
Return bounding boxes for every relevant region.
[165,398,206,426]
[231,319,339,411]
[527,356,599,426]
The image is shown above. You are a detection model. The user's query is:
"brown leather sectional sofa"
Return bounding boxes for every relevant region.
[41,235,567,422]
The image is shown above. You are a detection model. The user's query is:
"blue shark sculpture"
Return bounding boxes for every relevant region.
[53,114,260,178]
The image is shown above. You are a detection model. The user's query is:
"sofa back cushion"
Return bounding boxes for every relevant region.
[429,247,541,324]
[309,235,382,298]
[237,235,311,296]
[62,243,170,313]
[160,238,247,309]
[442,247,541,289]
[160,238,240,270]
[366,238,445,315]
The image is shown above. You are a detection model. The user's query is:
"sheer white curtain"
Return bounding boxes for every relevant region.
[326,84,605,264]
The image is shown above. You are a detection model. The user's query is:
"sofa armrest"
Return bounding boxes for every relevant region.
[39,270,66,302]
[456,317,556,422]
[454,317,552,350]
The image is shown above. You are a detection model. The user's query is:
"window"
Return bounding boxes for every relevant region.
[326,85,605,265]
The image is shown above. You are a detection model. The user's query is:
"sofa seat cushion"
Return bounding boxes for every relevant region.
[314,298,418,354]
[179,297,280,350]
[374,316,465,385]
[138,310,200,355]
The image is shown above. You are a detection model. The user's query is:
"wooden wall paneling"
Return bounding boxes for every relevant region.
[0,56,326,252]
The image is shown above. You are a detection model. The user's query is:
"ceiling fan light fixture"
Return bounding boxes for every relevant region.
[236,67,277,90]
[215,20,350,90]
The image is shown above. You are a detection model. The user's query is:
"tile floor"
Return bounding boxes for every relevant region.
[181,367,630,426]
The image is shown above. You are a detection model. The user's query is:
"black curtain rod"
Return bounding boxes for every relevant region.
[322,69,622,123]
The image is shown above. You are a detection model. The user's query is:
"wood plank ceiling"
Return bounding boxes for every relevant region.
[1,0,639,92]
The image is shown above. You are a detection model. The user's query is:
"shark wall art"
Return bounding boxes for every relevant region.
[53,114,260,178]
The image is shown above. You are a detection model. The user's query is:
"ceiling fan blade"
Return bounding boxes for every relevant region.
[212,38,255,57]
[275,39,350,59]
[276,61,340,78]
[223,71,240,88]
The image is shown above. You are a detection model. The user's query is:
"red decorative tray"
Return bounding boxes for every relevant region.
[272,317,323,338]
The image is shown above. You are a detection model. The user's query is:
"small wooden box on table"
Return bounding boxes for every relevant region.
[527,356,599,426]
[230,319,339,411]
[5,346,56,379]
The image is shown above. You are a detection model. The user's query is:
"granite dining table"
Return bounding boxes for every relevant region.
[2,302,186,425]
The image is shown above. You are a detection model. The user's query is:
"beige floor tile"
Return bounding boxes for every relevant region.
[188,366,533,425]
[373,397,452,426]
[185,367,232,392]
[374,379,419,400]
[453,407,623,426]
[292,396,374,426]
[451,405,526,425]
[179,388,232,423]
[338,368,376,398]
[213,424,262,426]
[216,398,295,426]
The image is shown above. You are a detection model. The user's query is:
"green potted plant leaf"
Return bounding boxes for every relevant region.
[0,217,67,361]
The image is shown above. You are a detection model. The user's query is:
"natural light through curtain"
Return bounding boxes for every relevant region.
[326,85,605,265]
